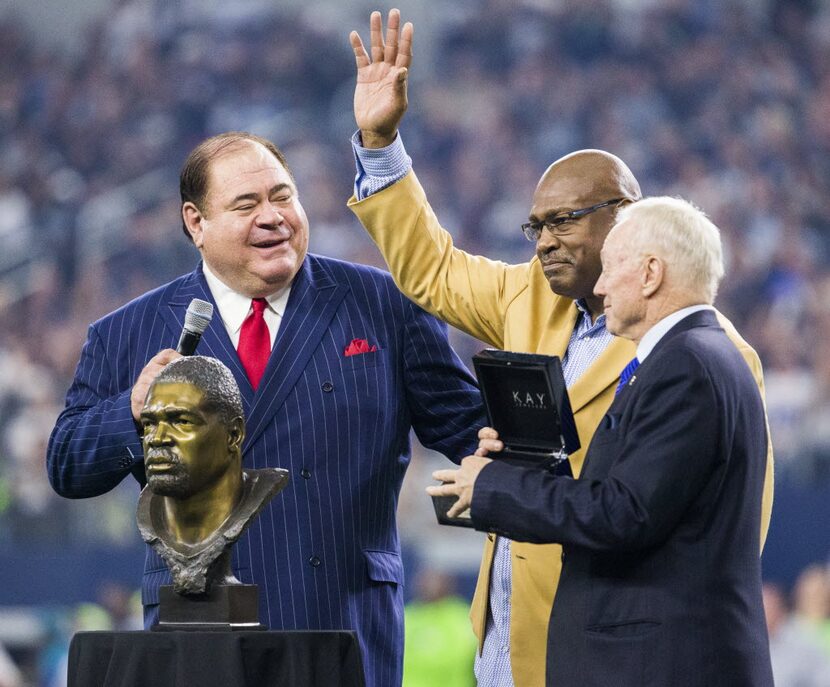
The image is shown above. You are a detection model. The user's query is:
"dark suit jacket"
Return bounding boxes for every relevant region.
[47,254,485,687]
[471,310,773,687]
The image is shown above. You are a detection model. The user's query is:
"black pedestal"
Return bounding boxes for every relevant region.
[155,584,264,630]
[68,630,365,687]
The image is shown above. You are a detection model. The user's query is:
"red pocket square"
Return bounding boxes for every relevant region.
[344,338,378,356]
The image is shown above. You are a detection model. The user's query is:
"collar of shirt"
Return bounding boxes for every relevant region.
[201,262,291,347]
[561,298,614,389]
[574,298,607,336]
[637,304,713,362]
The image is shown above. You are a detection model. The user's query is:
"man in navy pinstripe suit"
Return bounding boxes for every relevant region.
[47,131,485,687]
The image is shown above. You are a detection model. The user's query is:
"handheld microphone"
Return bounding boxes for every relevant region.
[176,298,214,355]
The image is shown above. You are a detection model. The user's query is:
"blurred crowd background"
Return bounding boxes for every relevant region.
[1,0,830,684]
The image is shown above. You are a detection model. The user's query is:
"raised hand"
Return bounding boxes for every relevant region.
[350,9,413,149]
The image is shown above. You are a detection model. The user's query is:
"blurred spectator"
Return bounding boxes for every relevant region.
[41,601,113,687]
[793,565,830,654]
[0,642,22,687]
[96,582,142,632]
[764,581,830,687]
[403,568,477,687]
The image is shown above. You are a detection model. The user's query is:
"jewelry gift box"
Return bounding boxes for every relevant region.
[432,349,580,528]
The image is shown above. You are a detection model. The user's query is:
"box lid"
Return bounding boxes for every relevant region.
[472,349,580,456]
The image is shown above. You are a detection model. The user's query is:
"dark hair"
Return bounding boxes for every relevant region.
[179,132,295,241]
[151,355,244,427]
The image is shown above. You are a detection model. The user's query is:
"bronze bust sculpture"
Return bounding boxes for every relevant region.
[136,356,288,601]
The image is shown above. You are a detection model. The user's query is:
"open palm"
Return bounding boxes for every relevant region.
[350,10,413,147]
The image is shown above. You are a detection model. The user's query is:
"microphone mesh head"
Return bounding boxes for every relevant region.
[184,298,214,334]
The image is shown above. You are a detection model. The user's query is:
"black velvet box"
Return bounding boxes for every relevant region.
[432,349,580,528]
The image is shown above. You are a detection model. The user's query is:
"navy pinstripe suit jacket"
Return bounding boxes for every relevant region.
[47,254,485,687]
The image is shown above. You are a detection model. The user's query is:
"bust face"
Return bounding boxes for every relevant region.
[140,381,235,498]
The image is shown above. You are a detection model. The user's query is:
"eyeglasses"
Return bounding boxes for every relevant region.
[521,198,627,242]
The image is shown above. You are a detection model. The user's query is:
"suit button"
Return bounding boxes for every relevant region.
[321,381,334,392]
[300,468,311,479]
[309,556,321,567]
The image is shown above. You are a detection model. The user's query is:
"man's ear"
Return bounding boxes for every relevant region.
[227,416,245,454]
[182,202,206,248]
[641,255,664,298]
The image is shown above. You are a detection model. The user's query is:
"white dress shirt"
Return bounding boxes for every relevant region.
[637,304,714,363]
[201,262,291,348]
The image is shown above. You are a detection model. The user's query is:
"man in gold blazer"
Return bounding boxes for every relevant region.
[347,11,773,687]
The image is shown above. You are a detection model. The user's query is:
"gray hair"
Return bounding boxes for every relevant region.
[615,196,725,303]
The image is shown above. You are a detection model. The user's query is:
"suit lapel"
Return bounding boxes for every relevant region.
[568,336,636,413]
[536,298,579,358]
[603,309,719,403]
[162,267,256,410]
[537,298,636,414]
[161,260,349,450]
[649,309,720,355]
[243,257,346,449]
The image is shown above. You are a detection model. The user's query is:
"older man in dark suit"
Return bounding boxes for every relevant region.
[430,196,773,686]
[47,131,484,687]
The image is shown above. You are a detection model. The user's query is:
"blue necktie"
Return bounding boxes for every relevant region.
[615,357,640,395]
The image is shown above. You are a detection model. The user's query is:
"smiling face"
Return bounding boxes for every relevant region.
[182,140,309,298]
[530,150,641,317]
[140,382,239,499]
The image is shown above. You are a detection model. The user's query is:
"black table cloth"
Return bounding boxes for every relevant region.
[68,630,365,687]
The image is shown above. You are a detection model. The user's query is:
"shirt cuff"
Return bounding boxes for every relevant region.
[351,130,412,200]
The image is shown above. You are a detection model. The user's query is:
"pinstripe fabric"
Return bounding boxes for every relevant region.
[47,255,485,687]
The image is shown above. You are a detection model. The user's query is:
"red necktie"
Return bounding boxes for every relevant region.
[238,298,271,390]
